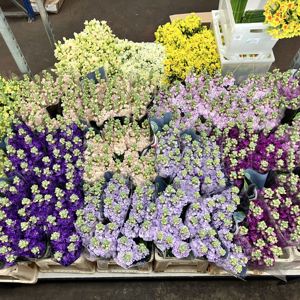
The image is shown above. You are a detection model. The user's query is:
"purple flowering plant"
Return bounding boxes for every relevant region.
[235,197,284,268]
[186,187,248,276]
[219,123,299,187]
[0,119,85,267]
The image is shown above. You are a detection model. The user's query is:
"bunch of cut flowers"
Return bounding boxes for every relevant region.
[76,175,153,268]
[152,70,300,132]
[0,119,85,267]
[155,14,220,83]
[83,118,156,186]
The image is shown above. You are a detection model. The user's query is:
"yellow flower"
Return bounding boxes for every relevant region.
[264,0,300,39]
[155,14,220,83]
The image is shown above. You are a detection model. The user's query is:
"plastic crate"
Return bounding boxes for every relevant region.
[218,0,277,57]
[0,262,38,284]
[36,255,96,273]
[245,0,267,11]
[97,252,153,273]
[212,10,274,83]
[153,249,209,273]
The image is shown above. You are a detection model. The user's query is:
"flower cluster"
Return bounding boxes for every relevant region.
[145,184,192,256]
[62,74,155,126]
[55,19,165,82]
[0,120,85,267]
[236,198,283,268]
[76,177,153,268]
[0,76,19,177]
[155,14,220,83]
[264,0,300,39]
[15,72,63,128]
[262,173,300,245]
[155,123,227,195]
[186,187,248,276]
[152,71,299,131]
[83,118,156,185]
[220,123,299,187]
[0,76,19,140]
[54,20,118,77]
[236,172,300,268]
[54,19,164,92]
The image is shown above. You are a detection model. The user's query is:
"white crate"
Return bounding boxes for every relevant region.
[218,0,277,57]
[245,0,267,11]
[0,262,38,284]
[36,255,96,273]
[154,249,209,273]
[212,10,274,83]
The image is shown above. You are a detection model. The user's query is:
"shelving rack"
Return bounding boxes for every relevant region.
[0,0,55,74]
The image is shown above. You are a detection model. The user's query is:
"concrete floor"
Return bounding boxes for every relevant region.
[0,278,300,300]
[0,0,299,77]
[0,0,300,298]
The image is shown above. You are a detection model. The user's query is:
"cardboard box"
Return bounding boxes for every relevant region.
[31,0,65,14]
[169,12,212,24]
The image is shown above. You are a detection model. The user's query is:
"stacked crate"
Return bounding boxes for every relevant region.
[212,0,277,82]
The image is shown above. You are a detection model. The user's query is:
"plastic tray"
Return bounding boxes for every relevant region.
[0,262,38,284]
[153,249,209,273]
[97,252,153,273]
[36,255,95,273]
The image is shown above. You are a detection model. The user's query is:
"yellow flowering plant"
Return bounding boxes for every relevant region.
[155,14,220,83]
[0,76,19,140]
[264,0,300,38]
[0,76,19,176]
